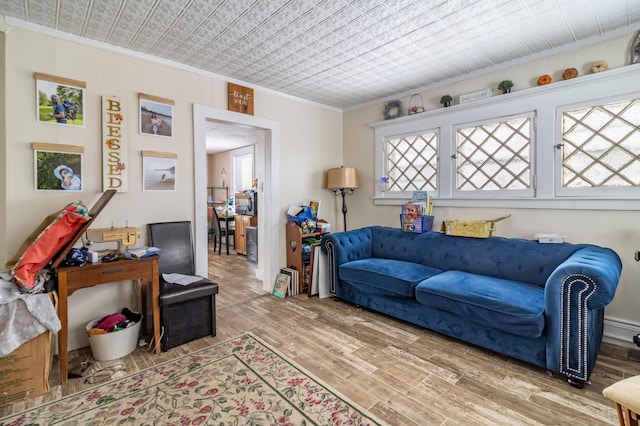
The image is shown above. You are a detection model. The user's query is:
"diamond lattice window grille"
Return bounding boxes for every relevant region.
[562,98,640,188]
[456,117,531,191]
[385,132,438,192]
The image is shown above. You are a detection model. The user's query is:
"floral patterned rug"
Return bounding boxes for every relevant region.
[1,334,381,425]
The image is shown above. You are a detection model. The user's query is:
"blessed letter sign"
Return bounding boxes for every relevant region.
[102,96,128,192]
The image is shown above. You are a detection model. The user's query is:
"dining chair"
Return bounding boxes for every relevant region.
[211,207,234,255]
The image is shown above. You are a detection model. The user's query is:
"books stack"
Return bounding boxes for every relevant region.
[273,267,299,298]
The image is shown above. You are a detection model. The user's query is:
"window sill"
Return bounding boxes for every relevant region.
[373,196,640,211]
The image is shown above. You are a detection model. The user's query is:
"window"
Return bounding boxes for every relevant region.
[372,65,640,210]
[560,98,640,192]
[231,146,254,193]
[385,132,438,192]
[455,114,533,197]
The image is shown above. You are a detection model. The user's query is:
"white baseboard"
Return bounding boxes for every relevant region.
[604,317,640,348]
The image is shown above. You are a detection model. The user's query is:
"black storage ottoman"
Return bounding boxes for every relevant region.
[159,280,219,352]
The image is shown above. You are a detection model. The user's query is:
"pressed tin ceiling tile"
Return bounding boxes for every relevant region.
[1,0,639,109]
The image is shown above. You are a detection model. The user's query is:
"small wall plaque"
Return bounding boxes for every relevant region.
[228,83,254,115]
[459,88,493,104]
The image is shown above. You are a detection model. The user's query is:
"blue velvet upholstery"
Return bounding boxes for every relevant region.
[321,226,622,383]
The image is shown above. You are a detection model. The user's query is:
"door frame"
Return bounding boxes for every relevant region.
[193,104,280,291]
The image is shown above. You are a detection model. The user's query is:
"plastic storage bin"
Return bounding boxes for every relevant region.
[86,317,141,361]
[400,214,434,233]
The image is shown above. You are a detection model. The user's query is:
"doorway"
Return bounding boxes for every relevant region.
[193,105,280,292]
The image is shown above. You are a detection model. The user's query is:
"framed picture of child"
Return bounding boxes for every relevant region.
[32,143,84,192]
[139,93,174,138]
[34,73,86,127]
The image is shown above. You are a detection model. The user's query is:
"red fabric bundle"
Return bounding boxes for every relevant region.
[11,202,90,291]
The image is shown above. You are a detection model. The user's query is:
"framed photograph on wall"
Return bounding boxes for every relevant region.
[142,151,177,191]
[32,143,84,191]
[139,93,174,137]
[34,73,86,127]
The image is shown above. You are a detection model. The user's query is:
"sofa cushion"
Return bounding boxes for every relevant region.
[340,258,442,298]
[415,270,545,337]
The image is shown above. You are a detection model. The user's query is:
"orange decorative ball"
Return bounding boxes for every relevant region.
[537,74,552,85]
[562,68,579,80]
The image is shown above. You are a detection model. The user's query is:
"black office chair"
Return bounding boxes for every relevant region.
[148,221,219,352]
[211,207,234,255]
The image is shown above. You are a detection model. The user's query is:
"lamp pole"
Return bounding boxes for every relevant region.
[334,188,354,231]
[327,166,359,232]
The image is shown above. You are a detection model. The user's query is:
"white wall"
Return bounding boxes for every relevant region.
[1,26,343,349]
[343,32,640,346]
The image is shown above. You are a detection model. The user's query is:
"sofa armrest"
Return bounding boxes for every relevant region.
[320,228,373,265]
[321,228,373,295]
[544,246,622,383]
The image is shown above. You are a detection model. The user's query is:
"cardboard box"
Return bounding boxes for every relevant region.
[441,215,511,238]
[0,293,57,407]
[0,329,53,406]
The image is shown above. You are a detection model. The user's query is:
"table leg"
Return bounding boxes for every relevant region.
[57,271,69,384]
[152,259,160,354]
[225,219,230,255]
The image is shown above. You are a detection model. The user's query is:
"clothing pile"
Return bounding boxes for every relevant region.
[0,271,60,356]
[87,308,142,335]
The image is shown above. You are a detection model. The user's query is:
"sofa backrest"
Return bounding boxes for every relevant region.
[369,226,585,287]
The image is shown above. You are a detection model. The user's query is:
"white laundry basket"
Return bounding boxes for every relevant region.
[86,316,142,361]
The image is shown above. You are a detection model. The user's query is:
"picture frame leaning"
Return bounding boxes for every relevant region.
[34,73,86,127]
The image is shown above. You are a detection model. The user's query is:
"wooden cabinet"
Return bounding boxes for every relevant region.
[285,222,325,294]
[234,215,257,255]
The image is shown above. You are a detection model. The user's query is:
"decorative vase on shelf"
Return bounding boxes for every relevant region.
[377,176,389,196]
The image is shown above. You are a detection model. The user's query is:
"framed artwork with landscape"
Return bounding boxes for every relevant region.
[142,151,177,191]
[33,143,84,192]
[34,73,85,127]
[139,93,174,138]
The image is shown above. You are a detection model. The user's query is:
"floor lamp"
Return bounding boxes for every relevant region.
[327,167,359,231]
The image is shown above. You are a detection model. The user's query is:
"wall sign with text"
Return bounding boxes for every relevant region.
[102,96,128,192]
[228,83,254,115]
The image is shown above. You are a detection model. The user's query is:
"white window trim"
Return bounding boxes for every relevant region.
[555,93,640,198]
[452,111,536,198]
[230,145,254,194]
[383,128,440,199]
[371,63,640,211]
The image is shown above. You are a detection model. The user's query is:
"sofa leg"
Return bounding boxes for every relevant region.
[567,377,585,389]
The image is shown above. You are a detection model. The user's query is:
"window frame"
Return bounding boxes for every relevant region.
[382,128,440,199]
[555,93,640,198]
[371,64,640,211]
[452,112,536,199]
[230,145,254,194]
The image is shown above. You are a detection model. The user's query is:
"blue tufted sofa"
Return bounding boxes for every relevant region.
[321,226,622,387]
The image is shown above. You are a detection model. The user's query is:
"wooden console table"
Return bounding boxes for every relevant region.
[56,256,160,384]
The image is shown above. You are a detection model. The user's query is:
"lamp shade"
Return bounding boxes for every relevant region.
[327,167,359,190]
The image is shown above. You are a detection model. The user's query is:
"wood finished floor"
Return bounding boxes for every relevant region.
[1,244,638,424]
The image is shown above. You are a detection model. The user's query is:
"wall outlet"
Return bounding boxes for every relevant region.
[635,251,640,262]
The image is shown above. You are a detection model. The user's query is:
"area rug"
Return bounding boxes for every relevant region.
[0,334,381,426]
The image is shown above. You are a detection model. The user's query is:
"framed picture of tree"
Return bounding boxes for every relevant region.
[34,73,85,127]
